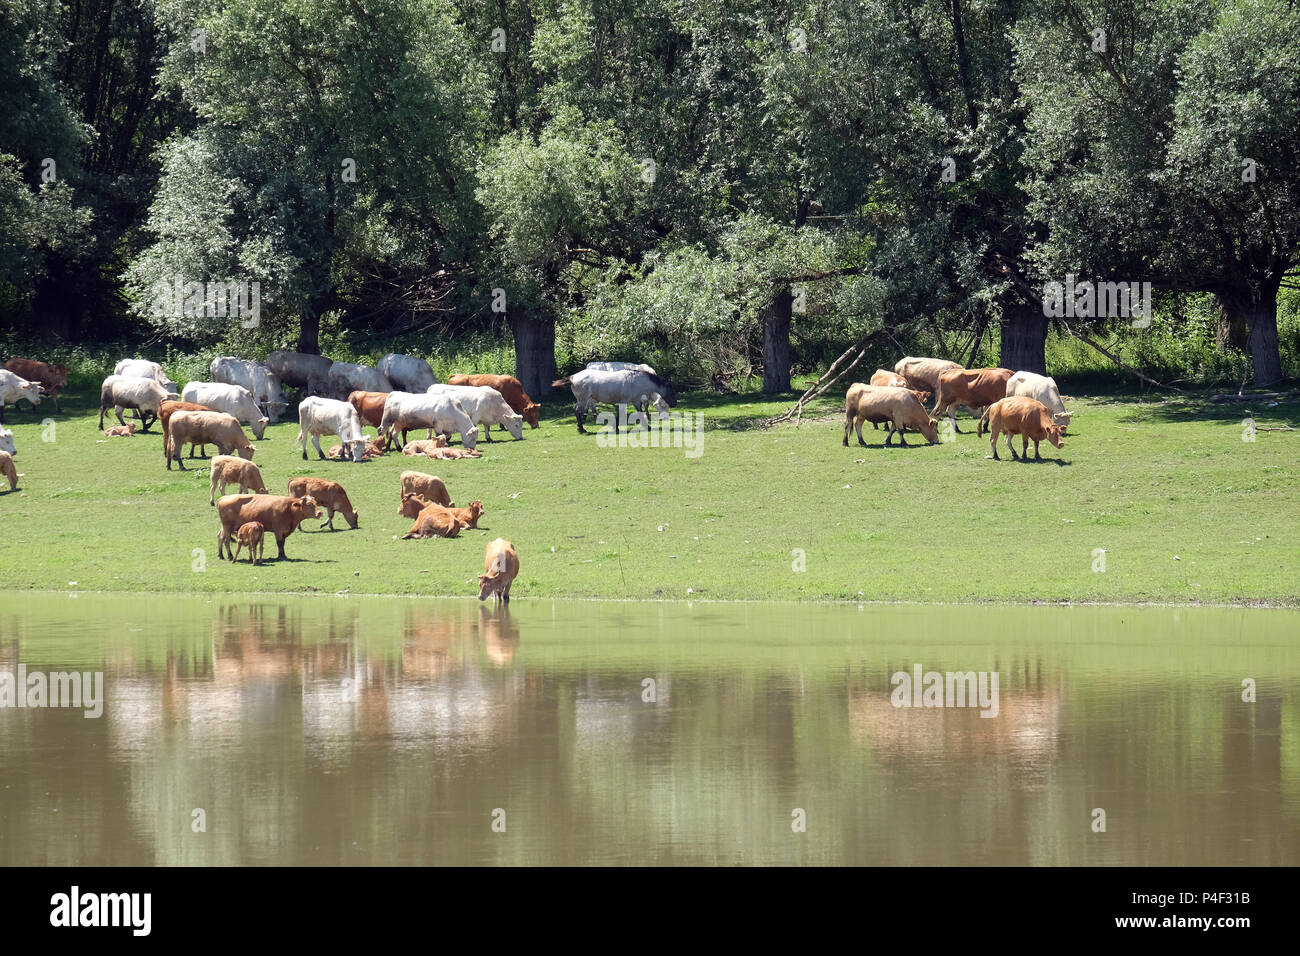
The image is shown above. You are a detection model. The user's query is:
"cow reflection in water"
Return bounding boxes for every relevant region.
[480,606,520,666]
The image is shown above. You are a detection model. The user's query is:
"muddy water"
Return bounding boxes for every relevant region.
[0,594,1295,865]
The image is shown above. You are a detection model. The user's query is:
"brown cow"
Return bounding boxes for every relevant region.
[978,396,1065,461]
[287,476,359,530]
[327,439,384,460]
[447,373,541,429]
[403,439,479,459]
[209,454,269,505]
[843,384,940,447]
[478,538,519,605]
[347,390,389,430]
[400,496,463,539]
[399,471,453,509]
[103,423,137,437]
[932,367,1014,433]
[893,357,962,404]
[4,358,68,412]
[0,450,20,492]
[399,494,481,529]
[167,411,255,471]
[160,400,214,464]
[868,370,931,423]
[233,521,265,565]
[217,494,320,560]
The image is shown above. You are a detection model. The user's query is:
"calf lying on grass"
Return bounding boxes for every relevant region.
[104,423,137,437]
[0,450,21,492]
[217,494,319,561]
[327,439,384,460]
[233,521,265,565]
[400,495,463,539]
[209,454,269,505]
[287,476,359,530]
[403,440,481,459]
[399,471,453,509]
[399,493,483,529]
[979,396,1065,461]
[478,538,519,605]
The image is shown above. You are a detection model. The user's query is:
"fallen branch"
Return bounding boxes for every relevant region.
[1211,391,1299,403]
[1060,321,1184,392]
[765,328,891,426]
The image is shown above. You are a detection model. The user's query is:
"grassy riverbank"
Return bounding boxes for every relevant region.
[0,381,1296,605]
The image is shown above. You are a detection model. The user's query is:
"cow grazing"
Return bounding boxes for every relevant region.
[217,493,320,561]
[553,368,677,433]
[0,369,42,423]
[104,423,137,437]
[400,471,454,509]
[264,350,333,394]
[400,497,463,539]
[843,384,940,447]
[478,538,519,605]
[932,367,1015,432]
[167,411,255,470]
[328,361,392,400]
[211,356,286,421]
[297,396,367,462]
[160,400,214,464]
[1006,371,1073,431]
[426,384,524,440]
[380,391,478,450]
[893,357,963,404]
[182,382,269,439]
[447,373,541,428]
[5,359,68,412]
[0,450,20,491]
[0,428,14,456]
[287,476,359,530]
[233,521,265,566]
[209,454,269,505]
[379,353,437,392]
[979,396,1066,461]
[868,370,931,423]
[347,390,390,430]
[99,375,167,432]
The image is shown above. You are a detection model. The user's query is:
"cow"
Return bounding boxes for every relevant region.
[114,359,177,393]
[216,493,320,561]
[296,396,367,462]
[328,361,392,400]
[0,369,42,423]
[932,367,1015,433]
[426,384,524,440]
[379,353,437,392]
[103,423,137,437]
[586,361,656,374]
[209,454,269,505]
[264,350,334,395]
[400,471,454,509]
[979,396,1066,461]
[379,391,478,451]
[868,369,931,423]
[402,441,480,459]
[167,411,256,470]
[160,400,215,464]
[843,384,940,447]
[347,390,389,430]
[327,439,384,460]
[210,356,286,421]
[287,476,359,530]
[553,368,677,433]
[233,521,265,566]
[893,357,963,406]
[0,450,20,492]
[400,497,463,539]
[1006,371,1073,431]
[0,428,14,456]
[99,375,167,432]
[447,373,541,428]
[399,494,481,529]
[478,538,519,605]
[181,382,270,439]
[5,359,68,412]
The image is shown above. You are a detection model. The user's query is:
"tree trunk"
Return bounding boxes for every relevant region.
[297,307,321,354]
[999,302,1047,374]
[510,307,556,398]
[1214,295,1248,351]
[762,288,794,392]
[1244,299,1283,387]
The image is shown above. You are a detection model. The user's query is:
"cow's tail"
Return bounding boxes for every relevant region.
[977,407,991,437]
[295,428,304,448]
[551,377,571,390]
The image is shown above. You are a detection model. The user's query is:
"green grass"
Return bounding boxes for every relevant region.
[1,378,1297,604]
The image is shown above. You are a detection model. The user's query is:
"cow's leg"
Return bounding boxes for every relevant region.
[843,411,852,446]
[949,407,963,434]
[140,410,156,432]
[856,415,867,446]
[1033,439,1042,460]
[895,417,909,446]
[312,433,326,459]
[1006,431,1018,459]
[322,508,335,530]
[575,403,586,434]
[1022,435,1030,460]
[275,533,287,559]
[989,428,1000,460]
[116,405,127,427]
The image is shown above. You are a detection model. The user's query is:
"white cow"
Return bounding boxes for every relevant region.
[380,391,478,451]
[182,382,271,439]
[114,359,177,394]
[556,368,678,433]
[98,375,168,431]
[328,361,392,400]
[1006,371,1073,430]
[297,396,367,462]
[380,353,437,392]
[426,384,524,440]
[586,360,657,374]
[0,427,15,456]
[211,356,286,421]
[0,370,42,422]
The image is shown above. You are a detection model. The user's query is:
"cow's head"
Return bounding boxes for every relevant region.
[295,495,321,520]
[21,381,41,404]
[0,429,15,456]
[1052,410,1073,432]
[461,425,479,451]
[249,416,270,440]
[1046,424,1065,449]
[920,417,941,444]
[346,438,367,462]
[400,493,430,518]
[463,501,484,526]
[502,413,524,440]
[238,445,256,461]
[477,572,499,602]
[911,389,931,406]
[522,401,541,428]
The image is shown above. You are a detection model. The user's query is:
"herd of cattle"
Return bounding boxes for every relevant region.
[845,357,1071,460]
[0,349,1077,597]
